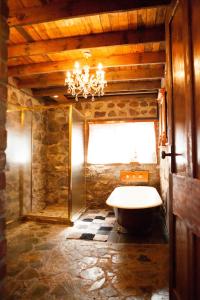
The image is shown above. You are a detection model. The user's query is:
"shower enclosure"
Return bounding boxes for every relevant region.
[6,105,86,225]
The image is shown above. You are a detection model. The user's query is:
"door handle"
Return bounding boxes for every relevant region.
[161,151,182,159]
[161,151,172,159]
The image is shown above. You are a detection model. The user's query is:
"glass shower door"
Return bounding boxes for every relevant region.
[70,107,86,221]
[6,110,32,223]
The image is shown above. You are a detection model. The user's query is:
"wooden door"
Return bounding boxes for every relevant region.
[166,0,200,299]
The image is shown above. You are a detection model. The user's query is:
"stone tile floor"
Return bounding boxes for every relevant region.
[6,221,169,300]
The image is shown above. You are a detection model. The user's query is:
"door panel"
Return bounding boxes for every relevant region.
[194,236,200,299]
[173,175,200,236]
[166,0,200,299]
[175,218,188,300]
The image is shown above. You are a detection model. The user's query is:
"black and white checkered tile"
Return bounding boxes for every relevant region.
[66,209,116,241]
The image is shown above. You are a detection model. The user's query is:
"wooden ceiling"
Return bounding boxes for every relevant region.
[7,0,170,103]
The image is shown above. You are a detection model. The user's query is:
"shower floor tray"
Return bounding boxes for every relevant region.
[25,205,71,225]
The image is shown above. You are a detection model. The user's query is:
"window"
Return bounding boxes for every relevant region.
[87,121,157,164]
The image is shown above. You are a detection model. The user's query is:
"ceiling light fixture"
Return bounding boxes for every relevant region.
[65,51,107,101]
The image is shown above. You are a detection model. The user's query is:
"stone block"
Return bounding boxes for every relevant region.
[0,173,5,190]
[0,85,7,102]
[0,1,9,19]
[94,111,106,118]
[75,102,82,110]
[0,239,6,261]
[0,217,5,238]
[129,109,139,116]
[94,103,103,110]
[140,101,148,107]
[107,102,115,108]
[0,60,7,83]
[0,192,5,215]
[129,101,139,107]
[108,111,116,117]
[0,102,6,123]
[149,108,157,115]
[0,261,6,282]
[149,100,157,106]
[0,17,9,39]
[141,110,148,115]
[0,152,6,170]
[0,128,6,151]
[118,110,127,117]
[117,102,126,108]
[0,42,7,65]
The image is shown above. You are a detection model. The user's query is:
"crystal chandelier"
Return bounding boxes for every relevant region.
[65,52,107,101]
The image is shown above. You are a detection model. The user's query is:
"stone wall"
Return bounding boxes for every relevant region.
[32,111,47,212]
[0,0,8,294]
[45,108,69,206]
[8,79,42,108]
[74,94,160,208]
[32,108,70,209]
[75,94,158,120]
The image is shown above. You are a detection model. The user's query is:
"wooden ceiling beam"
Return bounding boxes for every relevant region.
[18,65,164,88]
[8,26,165,58]
[8,0,171,27]
[32,80,161,97]
[8,51,166,77]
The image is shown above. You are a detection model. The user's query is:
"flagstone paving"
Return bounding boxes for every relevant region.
[6,221,169,300]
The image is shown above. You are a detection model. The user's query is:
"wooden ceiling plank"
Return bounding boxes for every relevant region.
[99,14,112,32]
[32,80,161,97]
[8,25,165,58]
[17,65,164,88]
[155,7,167,24]
[8,51,166,77]
[127,11,138,30]
[8,0,171,27]
[9,27,27,44]
[147,8,157,26]
[137,8,147,28]
[21,25,43,41]
[14,26,35,42]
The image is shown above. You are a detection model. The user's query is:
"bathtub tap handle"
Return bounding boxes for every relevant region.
[161,150,182,159]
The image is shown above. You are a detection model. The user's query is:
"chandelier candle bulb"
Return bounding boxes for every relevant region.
[97,63,103,70]
[74,61,80,70]
[66,71,71,80]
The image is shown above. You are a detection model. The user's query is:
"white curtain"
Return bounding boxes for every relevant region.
[87,122,157,164]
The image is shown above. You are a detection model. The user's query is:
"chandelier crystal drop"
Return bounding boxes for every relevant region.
[65,56,107,101]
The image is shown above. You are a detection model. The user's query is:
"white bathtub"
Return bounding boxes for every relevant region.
[106,186,163,233]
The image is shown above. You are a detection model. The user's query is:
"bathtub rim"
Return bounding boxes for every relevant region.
[106,186,163,210]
